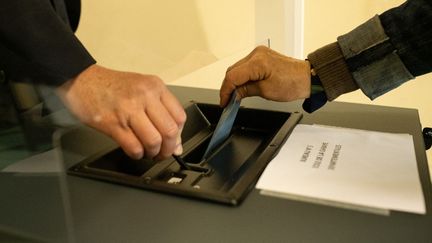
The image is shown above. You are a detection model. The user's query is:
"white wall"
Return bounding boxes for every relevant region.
[255,0,304,57]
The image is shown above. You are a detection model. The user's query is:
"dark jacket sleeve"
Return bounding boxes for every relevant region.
[307,0,432,101]
[0,0,96,86]
[380,0,432,77]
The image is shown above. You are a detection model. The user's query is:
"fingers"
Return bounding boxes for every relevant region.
[237,82,262,99]
[161,91,187,155]
[220,60,251,107]
[220,46,270,107]
[126,101,183,161]
[220,62,264,107]
[113,84,185,161]
[109,125,144,160]
[161,90,187,126]
[220,78,238,107]
[129,113,161,159]
[145,97,181,161]
[60,66,188,161]
[220,52,255,107]
[173,125,184,155]
[220,45,313,105]
[109,95,185,161]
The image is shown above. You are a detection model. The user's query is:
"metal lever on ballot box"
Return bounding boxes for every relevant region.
[172,155,210,173]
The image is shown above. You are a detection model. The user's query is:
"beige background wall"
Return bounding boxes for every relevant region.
[304,0,431,163]
[76,0,255,82]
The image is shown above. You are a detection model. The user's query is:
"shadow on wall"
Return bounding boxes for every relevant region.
[76,0,218,81]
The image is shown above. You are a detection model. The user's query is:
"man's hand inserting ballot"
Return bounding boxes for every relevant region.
[57,64,186,161]
[220,46,311,107]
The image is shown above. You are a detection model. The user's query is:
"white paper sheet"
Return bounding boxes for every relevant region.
[256,124,426,215]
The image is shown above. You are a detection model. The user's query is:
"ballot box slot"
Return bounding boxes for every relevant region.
[191,127,270,191]
[182,132,212,164]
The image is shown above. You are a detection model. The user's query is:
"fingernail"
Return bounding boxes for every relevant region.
[174,142,183,155]
[173,125,184,155]
[173,136,183,155]
[133,148,143,160]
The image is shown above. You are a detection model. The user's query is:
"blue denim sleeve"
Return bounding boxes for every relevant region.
[337,0,432,100]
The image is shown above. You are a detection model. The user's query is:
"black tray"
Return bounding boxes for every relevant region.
[67,103,301,205]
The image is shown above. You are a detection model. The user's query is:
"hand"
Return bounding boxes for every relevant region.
[56,64,186,161]
[220,46,311,107]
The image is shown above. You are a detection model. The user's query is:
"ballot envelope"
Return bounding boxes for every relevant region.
[65,101,301,205]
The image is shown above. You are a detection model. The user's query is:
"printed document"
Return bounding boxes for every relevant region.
[256,124,425,215]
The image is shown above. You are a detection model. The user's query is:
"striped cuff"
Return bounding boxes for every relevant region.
[307,42,358,101]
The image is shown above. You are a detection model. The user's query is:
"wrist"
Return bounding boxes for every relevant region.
[302,60,327,113]
[300,59,313,98]
[307,60,324,95]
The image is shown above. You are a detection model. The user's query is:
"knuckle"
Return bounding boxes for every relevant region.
[158,149,172,159]
[146,133,162,150]
[146,75,164,87]
[177,110,187,125]
[251,53,267,67]
[225,68,242,84]
[254,45,268,53]
[148,74,162,82]
[89,114,115,131]
[162,123,179,140]
[226,64,235,73]
[137,75,165,93]
[224,71,235,83]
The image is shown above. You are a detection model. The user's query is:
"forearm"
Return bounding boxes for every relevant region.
[307,0,432,101]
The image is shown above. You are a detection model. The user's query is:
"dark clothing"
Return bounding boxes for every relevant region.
[380,0,432,77]
[308,0,432,101]
[0,0,95,86]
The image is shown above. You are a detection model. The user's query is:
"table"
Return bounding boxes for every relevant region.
[0,86,431,243]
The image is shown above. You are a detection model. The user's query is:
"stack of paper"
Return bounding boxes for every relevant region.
[256,124,426,215]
